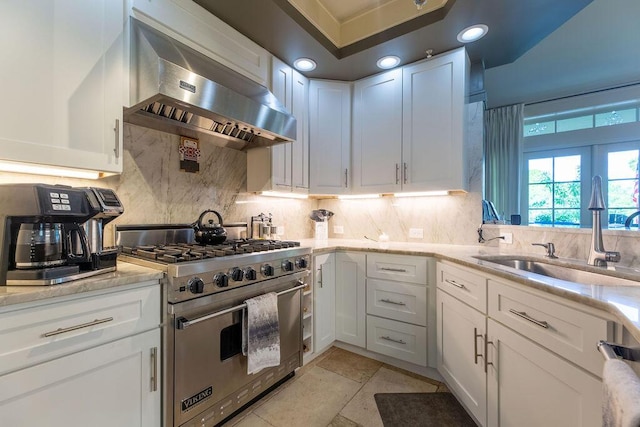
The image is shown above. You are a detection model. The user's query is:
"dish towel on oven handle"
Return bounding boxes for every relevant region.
[603,358,640,427]
[242,292,281,375]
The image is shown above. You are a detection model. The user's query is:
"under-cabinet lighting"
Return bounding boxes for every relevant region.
[393,191,449,197]
[0,160,101,180]
[260,191,308,199]
[338,194,381,200]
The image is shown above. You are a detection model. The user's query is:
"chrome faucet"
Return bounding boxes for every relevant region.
[532,242,557,258]
[587,176,621,266]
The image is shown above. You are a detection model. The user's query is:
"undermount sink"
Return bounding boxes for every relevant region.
[473,255,640,287]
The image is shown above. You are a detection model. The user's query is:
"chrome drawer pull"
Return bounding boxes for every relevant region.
[509,309,549,329]
[445,279,465,289]
[42,317,114,337]
[380,335,406,345]
[381,267,407,273]
[380,298,407,306]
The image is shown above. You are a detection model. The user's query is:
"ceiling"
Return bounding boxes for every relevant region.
[194,0,594,81]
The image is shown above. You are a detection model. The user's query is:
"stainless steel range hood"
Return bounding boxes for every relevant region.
[125,19,296,151]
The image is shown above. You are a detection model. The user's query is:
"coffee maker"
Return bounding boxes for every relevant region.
[81,187,124,270]
[0,184,121,286]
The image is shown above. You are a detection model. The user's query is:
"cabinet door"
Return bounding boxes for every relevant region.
[487,319,601,427]
[314,253,336,352]
[309,80,352,195]
[402,48,468,192]
[0,329,161,427]
[436,289,487,426]
[0,0,125,174]
[352,69,403,193]
[291,70,310,192]
[270,57,293,189]
[335,252,366,347]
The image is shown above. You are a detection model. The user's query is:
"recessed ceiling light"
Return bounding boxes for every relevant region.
[376,55,401,69]
[457,24,489,43]
[293,58,316,71]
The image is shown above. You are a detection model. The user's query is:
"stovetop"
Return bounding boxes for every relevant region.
[121,239,301,264]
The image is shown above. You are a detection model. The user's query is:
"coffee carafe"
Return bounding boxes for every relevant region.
[0,184,117,286]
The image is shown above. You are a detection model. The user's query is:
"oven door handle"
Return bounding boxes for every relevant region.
[176,283,306,329]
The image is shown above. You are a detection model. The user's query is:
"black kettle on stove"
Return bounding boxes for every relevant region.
[192,210,227,245]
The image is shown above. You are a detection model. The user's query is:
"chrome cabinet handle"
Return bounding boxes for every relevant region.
[344,168,348,188]
[150,347,158,392]
[474,327,483,365]
[403,162,408,184]
[444,278,465,289]
[381,267,407,273]
[114,118,120,158]
[379,298,406,306]
[509,309,549,329]
[484,334,494,373]
[318,265,323,288]
[42,317,114,337]
[380,335,406,345]
[395,163,400,184]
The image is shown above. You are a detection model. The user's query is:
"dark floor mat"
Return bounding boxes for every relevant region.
[374,392,477,427]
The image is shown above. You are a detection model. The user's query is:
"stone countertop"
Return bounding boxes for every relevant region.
[301,239,640,343]
[0,263,164,309]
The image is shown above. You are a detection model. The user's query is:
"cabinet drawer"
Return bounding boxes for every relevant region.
[367,254,427,285]
[488,280,612,377]
[366,315,427,366]
[437,262,487,313]
[366,278,427,326]
[0,282,160,376]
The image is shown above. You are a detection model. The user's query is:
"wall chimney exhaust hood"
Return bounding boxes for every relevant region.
[125,19,296,151]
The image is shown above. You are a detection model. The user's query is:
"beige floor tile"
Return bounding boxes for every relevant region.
[437,383,450,393]
[381,363,442,387]
[317,348,383,383]
[231,413,275,427]
[339,366,439,427]
[253,366,362,427]
[327,414,362,427]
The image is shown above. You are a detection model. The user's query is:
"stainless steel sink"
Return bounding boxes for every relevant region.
[473,255,640,287]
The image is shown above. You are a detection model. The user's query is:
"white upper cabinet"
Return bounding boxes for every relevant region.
[309,80,352,195]
[402,47,469,192]
[130,0,270,86]
[247,57,309,193]
[0,0,126,174]
[352,69,403,193]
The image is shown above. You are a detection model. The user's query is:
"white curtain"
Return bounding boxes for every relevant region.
[484,104,524,219]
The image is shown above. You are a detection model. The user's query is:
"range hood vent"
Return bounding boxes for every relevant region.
[125,19,296,151]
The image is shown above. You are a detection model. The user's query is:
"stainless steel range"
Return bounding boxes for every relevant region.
[116,225,311,427]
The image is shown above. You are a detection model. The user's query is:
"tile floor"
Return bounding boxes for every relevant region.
[224,347,450,427]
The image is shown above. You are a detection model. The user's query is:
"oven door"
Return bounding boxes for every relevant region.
[171,274,305,426]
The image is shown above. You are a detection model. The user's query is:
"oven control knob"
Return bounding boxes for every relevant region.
[281,260,294,272]
[214,273,229,288]
[295,258,308,269]
[230,267,244,282]
[188,277,205,294]
[261,264,274,277]
[244,267,257,280]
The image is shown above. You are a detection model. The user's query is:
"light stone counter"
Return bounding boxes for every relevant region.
[302,238,640,342]
[0,263,163,308]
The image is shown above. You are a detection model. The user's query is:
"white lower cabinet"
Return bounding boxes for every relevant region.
[437,261,608,427]
[335,252,366,347]
[0,281,161,426]
[367,315,427,366]
[487,319,601,427]
[436,288,487,425]
[0,329,160,427]
[314,252,336,354]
